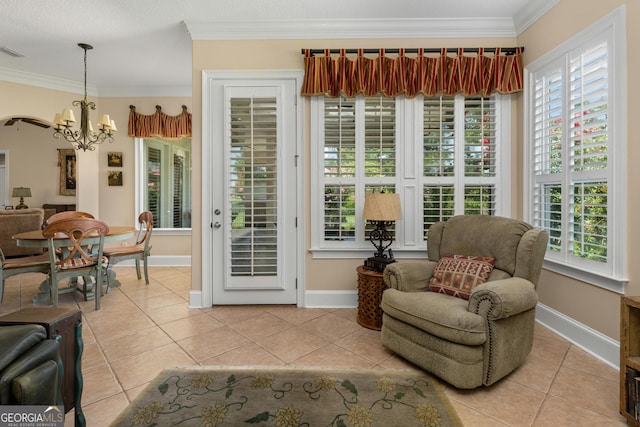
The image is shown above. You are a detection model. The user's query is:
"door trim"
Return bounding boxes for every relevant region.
[201,70,305,308]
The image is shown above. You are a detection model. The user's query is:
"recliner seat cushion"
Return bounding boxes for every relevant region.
[381,289,486,346]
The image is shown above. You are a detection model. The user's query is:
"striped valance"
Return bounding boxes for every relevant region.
[127,105,192,138]
[301,48,524,98]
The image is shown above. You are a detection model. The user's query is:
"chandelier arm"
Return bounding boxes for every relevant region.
[52,43,115,152]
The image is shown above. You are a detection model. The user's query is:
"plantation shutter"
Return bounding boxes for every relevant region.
[147,146,161,228]
[228,96,279,276]
[463,96,497,215]
[323,96,356,241]
[172,153,184,227]
[568,41,608,262]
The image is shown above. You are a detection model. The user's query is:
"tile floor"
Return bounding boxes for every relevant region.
[0,266,627,426]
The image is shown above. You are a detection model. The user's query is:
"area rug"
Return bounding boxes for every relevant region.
[111,367,463,427]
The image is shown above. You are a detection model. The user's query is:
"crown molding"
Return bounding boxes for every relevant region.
[0,66,97,96]
[185,17,518,40]
[513,0,560,35]
[0,66,190,98]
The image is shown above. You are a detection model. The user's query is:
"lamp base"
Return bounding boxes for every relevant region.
[364,256,396,273]
[15,199,28,210]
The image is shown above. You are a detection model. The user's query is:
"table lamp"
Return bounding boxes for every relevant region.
[12,187,31,210]
[363,192,401,272]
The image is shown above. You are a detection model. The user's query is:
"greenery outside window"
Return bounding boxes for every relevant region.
[311,93,510,257]
[137,137,192,230]
[525,7,627,291]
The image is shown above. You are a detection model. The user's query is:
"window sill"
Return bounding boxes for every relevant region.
[542,259,628,294]
[153,228,192,236]
[309,248,427,260]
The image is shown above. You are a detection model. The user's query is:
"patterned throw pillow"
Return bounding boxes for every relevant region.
[428,254,496,300]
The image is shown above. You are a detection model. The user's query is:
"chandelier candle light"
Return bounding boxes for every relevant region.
[52,43,116,151]
[363,192,402,272]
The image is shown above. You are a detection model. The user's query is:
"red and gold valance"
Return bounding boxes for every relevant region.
[301,48,523,98]
[127,105,192,138]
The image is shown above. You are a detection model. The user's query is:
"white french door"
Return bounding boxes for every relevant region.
[203,72,301,305]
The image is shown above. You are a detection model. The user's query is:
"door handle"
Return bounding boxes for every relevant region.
[213,222,222,229]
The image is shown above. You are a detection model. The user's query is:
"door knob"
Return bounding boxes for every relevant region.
[213,222,221,229]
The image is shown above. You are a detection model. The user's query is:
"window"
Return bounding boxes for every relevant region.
[525,7,627,291]
[137,137,192,229]
[311,93,510,256]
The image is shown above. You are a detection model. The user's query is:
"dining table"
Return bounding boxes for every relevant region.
[13,226,135,304]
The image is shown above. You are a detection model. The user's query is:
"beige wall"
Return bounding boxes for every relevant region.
[190,37,518,293]
[0,80,191,256]
[518,0,637,339]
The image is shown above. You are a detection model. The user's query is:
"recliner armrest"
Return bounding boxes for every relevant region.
[383,261,436,292]
[468,277,538,320]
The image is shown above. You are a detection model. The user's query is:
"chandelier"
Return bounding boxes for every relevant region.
[52,43,116,151]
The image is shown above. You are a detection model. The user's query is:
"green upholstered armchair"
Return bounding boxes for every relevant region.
[380,215,548,389]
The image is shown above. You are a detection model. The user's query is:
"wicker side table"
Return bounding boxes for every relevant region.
[356,265,388,330]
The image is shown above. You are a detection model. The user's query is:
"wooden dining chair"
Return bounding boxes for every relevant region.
[0,248,50,303]
[104,211,153,290]
[42,211,94,229]
[42,218,109,309]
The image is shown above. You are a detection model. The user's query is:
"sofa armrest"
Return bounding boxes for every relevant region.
[467,277,538,320]
[383,261,436,292]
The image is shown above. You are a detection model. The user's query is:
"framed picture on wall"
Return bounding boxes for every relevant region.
[57,149,76,196]
[108,171,123,186]
[107,152,123,167]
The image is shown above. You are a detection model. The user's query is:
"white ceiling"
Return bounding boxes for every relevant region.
[0,0,558,97]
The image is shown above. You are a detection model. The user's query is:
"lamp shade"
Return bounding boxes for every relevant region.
[363,193,401,221]
[12,187,31,198]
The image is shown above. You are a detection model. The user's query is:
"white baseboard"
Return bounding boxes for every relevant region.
[304,290,358,308]
[536,303,619,370]
[117,255,191,267]
[189,290,202,308]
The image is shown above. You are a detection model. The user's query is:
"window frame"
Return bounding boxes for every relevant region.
[310,93,511,259]
[135,137,192,235]
[523,6,627,292]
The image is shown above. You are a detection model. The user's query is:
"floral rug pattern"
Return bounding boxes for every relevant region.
[112,367,463,427]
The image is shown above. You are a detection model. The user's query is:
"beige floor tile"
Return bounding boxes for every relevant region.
[449,400,511,426]
[334,328,394,364]
[81,363,123,405]
[446,379,546,427]
[269,306,328,324]
[562,345,618,381]
[506,353,560,393]
[202,342,287,366]
[177,326,249,362]
[99,325,173,362]
[129,291,185,311]
[87,309,155,339]
[533,395,627,427]
[548,365,620,419]
[109,342,196,390]
[257,326,328,363]
[298,312,361,341]
[160,312,225,341]
[529,333,571,368]
[82,341,107,369]
[290,343,376,369]
[208,305,271,325]
[81,392,130,427]
[144,301,202,324]
[230,312,295,341]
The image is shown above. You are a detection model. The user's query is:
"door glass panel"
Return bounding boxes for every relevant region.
[229,97,278,277]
